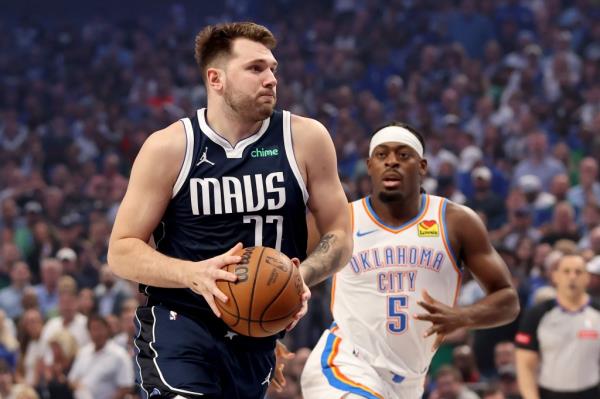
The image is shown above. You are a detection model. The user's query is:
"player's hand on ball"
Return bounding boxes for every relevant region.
[271,341,295,392]
[414,289,465,341]
[186,243,242,318]
[286,258,311,331]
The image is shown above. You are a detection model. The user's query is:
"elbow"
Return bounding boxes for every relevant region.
[106,239,125,278]
[507,287,521,322]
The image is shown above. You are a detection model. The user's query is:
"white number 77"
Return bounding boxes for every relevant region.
[243,215,283,251]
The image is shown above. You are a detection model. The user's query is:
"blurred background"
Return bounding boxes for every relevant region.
[0,0,599,398]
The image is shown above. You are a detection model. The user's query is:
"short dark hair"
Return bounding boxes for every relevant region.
[194,22,276,78]
[87,313,110,330]
[435,365,462,382]
[370,122,426,154]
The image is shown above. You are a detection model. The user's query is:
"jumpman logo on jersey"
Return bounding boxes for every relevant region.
[261,368,272,386]
[196,147,215,166]
[224,331,238,340]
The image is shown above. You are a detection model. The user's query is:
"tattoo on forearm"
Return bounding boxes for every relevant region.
[302,233,343,287]
[315,233,335,253]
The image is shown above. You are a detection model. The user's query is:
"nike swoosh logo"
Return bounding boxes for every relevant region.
[356,229,377,237]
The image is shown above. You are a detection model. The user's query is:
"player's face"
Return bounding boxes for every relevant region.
[223,38,278,121]
[367,142,427,203]
[552,256,589,298]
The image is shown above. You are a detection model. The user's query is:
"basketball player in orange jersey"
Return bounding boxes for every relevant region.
[301,123,520,399]
[107,22,352,399]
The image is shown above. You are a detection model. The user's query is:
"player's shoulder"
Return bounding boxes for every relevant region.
[290,113,330,141]
[138,121,186,164]
[443,198,479,221]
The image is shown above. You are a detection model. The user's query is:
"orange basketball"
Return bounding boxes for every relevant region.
[216,246,304,337]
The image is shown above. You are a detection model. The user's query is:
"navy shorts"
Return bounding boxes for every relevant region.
[134,303,276,399]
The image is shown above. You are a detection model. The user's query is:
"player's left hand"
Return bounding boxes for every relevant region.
[286,258,311,331]
[414,290,465,344]
[271,340,295,392]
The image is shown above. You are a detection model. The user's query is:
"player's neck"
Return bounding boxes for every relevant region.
[557,292,589,311]
[370,192,422,227]
[206,104,264,147]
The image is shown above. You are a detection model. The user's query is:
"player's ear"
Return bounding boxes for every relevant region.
[206,67,224,91]
[366,157,373,176]
[419,158,428,178]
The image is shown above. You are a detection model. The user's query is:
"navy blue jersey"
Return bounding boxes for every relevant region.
[144,108,308,317]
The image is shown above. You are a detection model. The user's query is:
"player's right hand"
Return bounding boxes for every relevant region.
[184,242,242,317]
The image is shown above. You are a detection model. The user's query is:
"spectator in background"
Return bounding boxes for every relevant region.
[494,341,516,377]
[112,298,138,356]
[567,157,600,212]
[578,203,600,250]
[540,202,580,245]
[499,207,542,252]
[513,132,566,192]
[452,345,481,384]
[36,329,77,399]
[0,359,15,399]
[429,365,480,399]
[517,174,555,227]
[0,261,31,320]
[40,276,89,352]
[94,264,132,317]
[16,309,44,387]
[68,314,133,399]
[77,288,97,318]
[516,254,600,399]
[0,311,18,372]
[466,166,506,230]
[496,365,520,399]
[33,258,61,318]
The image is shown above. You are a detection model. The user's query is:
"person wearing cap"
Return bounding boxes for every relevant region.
[466,166,506,230]
[301,123,518,399]
[517,174,555,227]
[516,254,600,399]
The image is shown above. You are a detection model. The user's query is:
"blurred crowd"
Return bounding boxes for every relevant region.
[0,0,599,398]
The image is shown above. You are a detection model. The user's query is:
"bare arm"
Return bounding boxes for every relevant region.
[449,203,520,328]
[292,116,352,287]
[415,202,519,335]
[107,122,239,316]
[516,349,540,399]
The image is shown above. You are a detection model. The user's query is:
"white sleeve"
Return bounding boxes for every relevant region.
[68,352,84,383]
[116,349,135,387]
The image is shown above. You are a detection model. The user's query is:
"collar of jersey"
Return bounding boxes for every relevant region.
[555,297,590,314]
[362,194,429,233]
[198,108,271,158]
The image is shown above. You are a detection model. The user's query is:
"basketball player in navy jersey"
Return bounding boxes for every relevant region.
[107,22,352,399]
[301,123,520,399]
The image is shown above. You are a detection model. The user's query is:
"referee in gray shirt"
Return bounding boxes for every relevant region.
[515,254,600,399]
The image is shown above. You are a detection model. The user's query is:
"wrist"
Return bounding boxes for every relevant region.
[175,261,194,287]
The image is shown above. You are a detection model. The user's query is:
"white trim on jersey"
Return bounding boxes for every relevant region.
[282,110,309,203]
[172,118,195,198]
[133,313,149,399]
[197,108,271,159]
[149,306,205,396]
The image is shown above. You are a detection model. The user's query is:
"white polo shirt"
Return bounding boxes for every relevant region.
[68,340,134,399]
